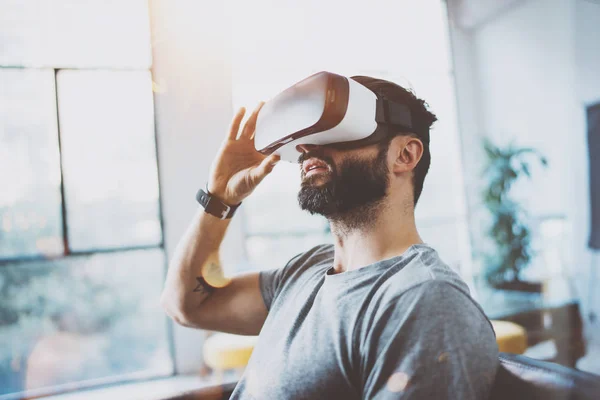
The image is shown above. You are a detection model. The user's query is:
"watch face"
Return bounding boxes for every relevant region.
[197,189,210,207]
[197,188,235,219]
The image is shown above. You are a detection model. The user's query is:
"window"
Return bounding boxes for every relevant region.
[231,0,472,273]
[0,1,173,398]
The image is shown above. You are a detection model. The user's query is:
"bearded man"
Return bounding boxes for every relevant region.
[161,76,499,399]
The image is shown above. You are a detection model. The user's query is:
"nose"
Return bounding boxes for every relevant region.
[296,144,319,154]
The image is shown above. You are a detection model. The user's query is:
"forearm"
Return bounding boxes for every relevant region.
[160,206,231,324]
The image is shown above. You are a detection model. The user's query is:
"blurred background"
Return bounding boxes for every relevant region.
[0,0,599,398]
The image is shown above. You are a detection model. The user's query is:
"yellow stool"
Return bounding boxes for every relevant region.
[491,320,528,354]
[203,333,258,379]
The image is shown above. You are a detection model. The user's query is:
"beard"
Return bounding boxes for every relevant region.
[297,145,389,231]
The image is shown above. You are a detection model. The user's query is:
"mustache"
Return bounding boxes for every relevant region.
[297,150,335,169]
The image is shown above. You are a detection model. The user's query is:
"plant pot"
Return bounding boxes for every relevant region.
[492,280,543,293]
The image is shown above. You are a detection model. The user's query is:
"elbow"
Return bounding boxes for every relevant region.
[160,292,197,328]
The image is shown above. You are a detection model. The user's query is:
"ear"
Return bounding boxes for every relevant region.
[391,136,424,175]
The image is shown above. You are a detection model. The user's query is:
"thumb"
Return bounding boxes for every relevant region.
[251,154,281,183]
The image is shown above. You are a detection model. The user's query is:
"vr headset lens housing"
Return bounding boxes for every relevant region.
[254,71,418,162]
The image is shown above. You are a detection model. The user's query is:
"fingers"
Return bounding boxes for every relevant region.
[239,102,265,141]
[250,154,281,184]
[227,107,246,140]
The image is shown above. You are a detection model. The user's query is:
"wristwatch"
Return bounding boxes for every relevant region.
[196,186,241,220]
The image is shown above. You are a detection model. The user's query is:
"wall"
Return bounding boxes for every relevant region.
[575,0,600,315]
[473,0,578,216]
[449,0,600,314]
[576,0,600,106]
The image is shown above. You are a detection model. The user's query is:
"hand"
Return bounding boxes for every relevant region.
[207,103,280,205]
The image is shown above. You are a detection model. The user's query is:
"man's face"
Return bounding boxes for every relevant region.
[297,143,390,220]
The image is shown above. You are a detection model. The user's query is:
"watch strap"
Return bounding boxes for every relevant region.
[196,187,241,220]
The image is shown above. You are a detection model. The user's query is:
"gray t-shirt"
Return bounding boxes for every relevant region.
[230,244,499,399]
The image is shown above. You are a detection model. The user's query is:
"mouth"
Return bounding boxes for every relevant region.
[302,158,331,178]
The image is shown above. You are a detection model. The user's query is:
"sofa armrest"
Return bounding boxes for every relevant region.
[161,381,238,400]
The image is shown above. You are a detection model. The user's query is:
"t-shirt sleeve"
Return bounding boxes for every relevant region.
[360,280,499,400]
[258,252,304,311]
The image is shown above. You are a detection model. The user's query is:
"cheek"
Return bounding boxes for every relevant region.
[337,147,380,165]
[385,150,396,170]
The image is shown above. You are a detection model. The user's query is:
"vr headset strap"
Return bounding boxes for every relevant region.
[375,97,414,131]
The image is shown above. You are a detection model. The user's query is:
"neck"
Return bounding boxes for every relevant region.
[329,195,422,274]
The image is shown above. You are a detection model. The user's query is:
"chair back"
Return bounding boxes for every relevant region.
[490,352,600,400]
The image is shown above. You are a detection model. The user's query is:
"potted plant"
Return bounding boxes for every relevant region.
[481,139,548,292]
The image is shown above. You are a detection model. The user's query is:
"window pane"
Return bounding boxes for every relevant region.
[57,70,162,251]
[246,233,332,271]
[243,162,329,235]
[0,69,63,259]
[0,248,173,397]
[0,0,152,68]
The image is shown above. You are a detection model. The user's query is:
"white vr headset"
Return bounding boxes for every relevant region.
[254,71,423,162]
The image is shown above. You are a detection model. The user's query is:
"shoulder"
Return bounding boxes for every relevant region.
[302,243,335,264]
[359,279,499,400]
[258,243,333,310]
[382,245,472,300]
[361,279,497,362]
[370,280,486,330]
[288,243,334,271]
[272,243,333,282]
[371,245,492,331]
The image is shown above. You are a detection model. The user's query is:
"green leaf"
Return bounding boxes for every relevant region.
[480,139,549,285]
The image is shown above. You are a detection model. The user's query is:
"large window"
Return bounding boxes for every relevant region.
[0,2,173,398]
[231,0,472,274]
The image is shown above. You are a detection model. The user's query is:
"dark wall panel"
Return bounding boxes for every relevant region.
[588,103,600,249]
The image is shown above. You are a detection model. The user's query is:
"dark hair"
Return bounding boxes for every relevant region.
[350,76,438,205]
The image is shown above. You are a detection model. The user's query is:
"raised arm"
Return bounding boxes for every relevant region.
[160,103,280,335]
